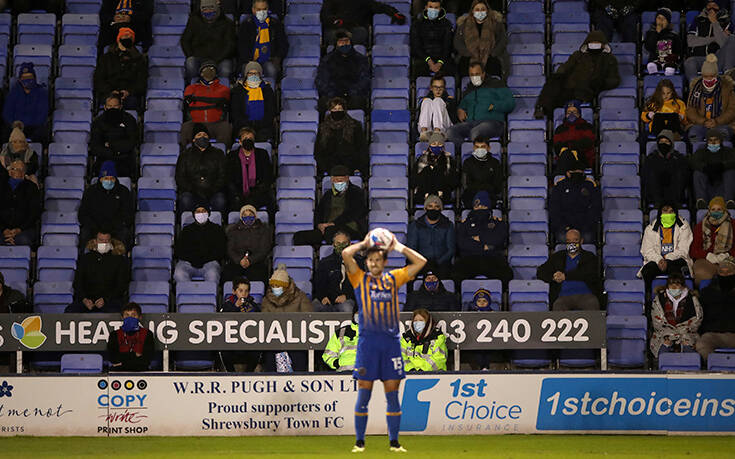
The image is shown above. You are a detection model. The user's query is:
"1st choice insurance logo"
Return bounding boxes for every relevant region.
[537,378,735,432]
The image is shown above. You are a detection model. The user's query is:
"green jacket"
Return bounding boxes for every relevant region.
[458,79,516,123]
[322,323,358,371]
[400,327,448,372]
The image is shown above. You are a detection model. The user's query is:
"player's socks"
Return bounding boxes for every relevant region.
[385,390,401,442]
[355,388,371,443]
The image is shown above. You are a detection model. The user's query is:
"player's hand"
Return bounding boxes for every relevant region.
[387,233,398,253]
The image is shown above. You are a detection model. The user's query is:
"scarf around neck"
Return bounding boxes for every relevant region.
[253,17,271,63]
[238,148,257,196]
[689,78,723,119]
[244,83,265,121]
[702,212,733,254]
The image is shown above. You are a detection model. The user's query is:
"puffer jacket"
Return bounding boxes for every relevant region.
[94,46,148,99]
[458,78,515,122]
[638,217,694,278]
[410,8,454,63]
[180,12,236,62]
[225,219,271,266]
[175,144,227,198]
[686,75,735,127]
[261,278,313,313]
[184,79,230,124]
[555,30,620,98]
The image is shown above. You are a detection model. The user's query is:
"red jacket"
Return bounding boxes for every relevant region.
[184,79,230,124]
[553,118,596,168]
[690,218,735,260]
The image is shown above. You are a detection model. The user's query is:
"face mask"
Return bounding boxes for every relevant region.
[473,10,487,21]
[353,313,359,324]
[703,78,718,90]
[424,280,439,291]
[194,212,209,224]
[667,288,682,297]
[246,75,261,88]
[570,171,585,183]
[241,215,255,225]
[201,68,216,82]
[425,209,441,221]
[657,142,672,154]
[660,213,676,228]
[588,42,602,50]
[566,113,578,123]
[413,320,426,333]
[121,316,140,333]
[101,179,115,190]
[333,181,348,193]
[427,7,440,20]
[255,9,268,22]
[333,242,348,255]
[120,38,133,49]
[271,286,284,297]
[337,44,352,55]
[8,177,22,190]
[201,10,218,21]
[429,145,443,155]
[19,78,36,90]
[566,242,580,254]
[97,242,112,254]
[470,75,483,87]
[710,210,725,220]
[330,110,345,121]
[241,138,255,150]
[473,148,488,159]
[708,143,721,152]
[194,137,210,149]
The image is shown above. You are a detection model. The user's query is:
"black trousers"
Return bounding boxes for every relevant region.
[453,255,514,284]
[223,260,269,283]
[536,77,595,118]
[293,225,362,248]
[640,258,688,289]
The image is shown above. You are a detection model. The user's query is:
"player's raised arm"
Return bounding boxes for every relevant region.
[391,237,427,280]
[342,235,369,275]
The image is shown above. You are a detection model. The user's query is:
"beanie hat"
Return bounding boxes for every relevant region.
[99,160,118,178]
[428,131,445,145]
[117,26,135,42]
[8,123,26,145]
[656,129,674,144]
[335,29,352,40]
[424,194,443,208]
[565,99,582,114]
[706,127,723,140]
[18,62,35,79]
[192,123,209,138]
[472,191,491,208]
[656,7,672,24]
[243,61,263,76]
[240,204,257,217]
[330,164,350,177]
[115,0,133,14]
[200,0,218,10]
[473,288,492,311]
[199,59,217,74]
[701,54,719,75]
[193,200,211,215]
[269,263,290,288]
[709,196,726,210]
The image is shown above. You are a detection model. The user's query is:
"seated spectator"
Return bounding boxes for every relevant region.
[94,28,147,110]
[99,0,154,51]
[549,158,602,243]
[315,30,370,111]
[412,132,458,202]
[406,272,459,311]
[461,137,501,209]
[400,308,448,371]
[313,230,361,313]
[418,75,458,142]
[641,79,688,138]
[224,204,271,282]
[462,288,504,369]
[638,203,694,290]
[0,271,29,313]
[406,195,455,278]
[226,127,273,212]
[453,191,513,283]
[107,302,155,371]
[237,0,288,78]
[181,0,236,81]
[293,165,368,247]
[690,197,735,284]
[552,147,590,178]
[2,63,49,142]
[235,0,283,17]
[448,61,514,144]
[322,304,359,371]
[220,277,261,372]
[230,61,276,143]
[174,204,226,284]
[644,8,682,76]
[684,2,735,81]
[78,161,134,250]
[320,0,405,46]
[1,160,40,247]
[650,272,702,358]
[553,100,596,169]
[590,0,638,43]
[691,129,735,208]
[643,129,690,207]
[66,229,129,313]
[89,93,139,178]
[182,62,232,147]
[0,122,39,184]
[175,124,227,213]
[454,0,507,78]
[534,31,620,119]
[695,256,735,359]
[411,0,455,77]
[686,55,735,143]
[261,264,312,372]
[537,228,602,311]
[315,97,367,176]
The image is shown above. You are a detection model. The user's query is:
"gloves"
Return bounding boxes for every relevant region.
[391,13,406,25]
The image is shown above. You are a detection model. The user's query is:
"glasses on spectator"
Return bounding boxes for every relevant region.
[431,85,445,90]
[8,166,21,171]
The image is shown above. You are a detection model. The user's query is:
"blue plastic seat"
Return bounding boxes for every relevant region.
[508,280,549,311]
[605,280,645,316]
[41,211,80,246]
[508,244,549,280]
[132,246,173,281]
[601,176,641,209]
[130,281,170,313]
[603,209,643,246]
[369,176,409,211]
[137,177,177,211]
[273,246,313,281]
[508,176,547,210]
[275,210,313,245]
[44,176,85,211]
[33,281,73,313]
[135,211,175,246]
[658,352,701,371]
[607,315,648,368]
[708,350,735,371]
[509,210,549,245]
[37,246,78,282]
[61,354,103,373]
[603,244,644,280]
[176,281,217,307]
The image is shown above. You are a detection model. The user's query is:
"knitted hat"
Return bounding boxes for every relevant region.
[473,288,492,311]
[428,131,445,145]
[656,129,674,144]
[17,62,35,78]
[199,59,217,74]
[193,200,211,215]
[424,194,443,208]
[192,123,209,138]
[565,99,582,114]
[269,263,290,288]
[200,0,218,10]
[335,29,352,40]
[330,164,350,177]
[701,54,719,75]
[240,204,257,217]
[656,7,672,24]
[710,196,726,210]
[472,191,491,208]
[243,61,263,76]
[99,160,118,178]
[117,26,135,42]
[706,128,723,140]
[8,123,26,144]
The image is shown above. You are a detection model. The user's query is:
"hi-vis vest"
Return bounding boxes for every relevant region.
[322,323,358,371]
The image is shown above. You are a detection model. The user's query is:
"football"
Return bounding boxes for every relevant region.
[367,227,394,249]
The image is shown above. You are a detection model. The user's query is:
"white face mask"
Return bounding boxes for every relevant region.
[470,75,483,87]
[473,148,488,159]
[255,9,268,22]
[97,242,112,254]
[194,212,209,224]
[353,313,359,324]
[588,42,602,50]
[473,10,487,21]
[246,75,261,88]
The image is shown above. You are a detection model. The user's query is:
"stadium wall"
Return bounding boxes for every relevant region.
[0,373,733,436]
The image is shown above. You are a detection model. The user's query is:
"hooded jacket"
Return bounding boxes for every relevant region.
[413,151,458,199]
[315,112,367,176]
[230,79,276,138]
[458,77,515,122]
[410,7,454,64]
[549,176,602,235]
[686,75,735,127]
[90,109,139,163]
[94,46,148,99]
[175,144,227,198]
[315,48,370,99]
[456,209,508,258]
[687,7,733,56]
[225,218,271,267]
[454,8,508,77]
[180,12,236,62]
[2,80,49,129]
[237,13,289,68]
[78,180,134,234]
[690,141,735,172]
[638,215,694,277]
[175,220,226,269]
[75,239,129,301]
[261,278,313,313]
[537,249,602,304]
[405,282,459,312]
[644,23,682,66]
[0,178,40,232]
[406,213,455,265]
[649,286,701,356]
[320,0,400,29]
[555,31,620,97]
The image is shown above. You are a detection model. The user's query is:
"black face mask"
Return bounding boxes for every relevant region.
[120,38,133,49]
[657,142,672,155]
[588,48,602,54]
[425,209,441,220]
[105,107,123,123]
[331,111,346,121]
[719,274,735,292]
[570,172,585,183]
[471,209,490,220]
[241,138,255,150]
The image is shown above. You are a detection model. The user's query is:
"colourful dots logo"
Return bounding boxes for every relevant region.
[11,316,47,349]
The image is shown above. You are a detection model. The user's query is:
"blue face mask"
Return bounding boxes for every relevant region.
[202,10,217,20]
[413,320,426,334]
[424,280,439,291]
[241,215,255,225]
[101,179,115,190]
[337,44,352,55]
[246,75,261,88]
[121,316,140,333]
[426,7,440,20]
[708,143,721,152]
[271,286,284,297]
[8,177,22,190]
[566,113,578,123]
[667,288,682,297]
[710,210,725,220]
[429,145,443,155]
[333,181,348,193]
[19,78,36,90]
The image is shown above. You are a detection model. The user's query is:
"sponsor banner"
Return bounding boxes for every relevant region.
[0,311,605,352]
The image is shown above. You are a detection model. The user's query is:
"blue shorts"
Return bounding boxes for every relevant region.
[353,335,404,381]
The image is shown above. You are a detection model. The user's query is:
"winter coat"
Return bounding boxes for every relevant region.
[458,78,515,122]
[314,183,369,236]
[0,143,39,177]
[89,109,139,163]
[650,286,702,356]
[221,294,260,313]
[315,48,370,99]
[107,326,155,371]
[641,97,688,133]
[690,143,735,173]
[405,283,459,312]
[175,144,227,198]
[643,147,690,203]
[175,220,226,268]
[638,218,694,277]
[644,26,682,66]
[99,0,154,50]
[315,113,367,175]
[462,154,502,198]
[314,252,362,303]
[690,217,735,260]
[225,219,271,266]
[537,249,602,304]
[410,8,453,63]
[184,79,230,124]
[400,321,448,371]
[0,283,28,313]
[225,147,273,210]
[78,180,134,235]
[94,46,148,99]
[413,151,458,199]
[549,176,602,236]
[0,178,39,232]
[237,13,289,68]
[553,118,596,168]
[180,13,236,62]
[456,209,508,258]
[554,30,620,100]
[2,81,48,129]
[406,213,455,265]
[261,278,313,313]
[699,276,735,334]
[74,239,129,301]
[687,75,735,128]
[687,8,733,57]
[320,0,399,29]
[229,80,275,140]
[454,10,509,77]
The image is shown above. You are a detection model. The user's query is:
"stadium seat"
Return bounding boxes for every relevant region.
[607,315,648,368]
[130,281,171,313]
[708,350,735,371]
[37,246,78,282]
[61,354,104,373]
[658,352,701,371]
[33,281,74,313]
[605,280,645,316]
